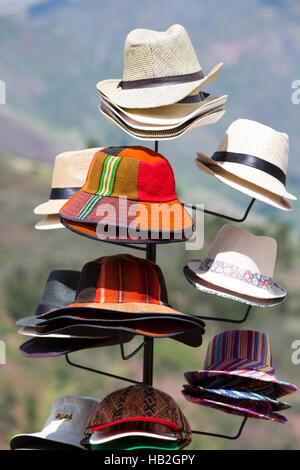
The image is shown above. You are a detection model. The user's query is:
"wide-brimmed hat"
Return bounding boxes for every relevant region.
[196,119,296,210]
[26,254,205,347]
[35,214,64,230]
[100,89,227,129]
[182,384,290,412]
[97,24,222,109]
[185,225,286,303]
[10,396,100,450]
[184,330,297,398]
[100,103,225,141]
[182,390,287,424]
[84,384,192,449]
[34,148,102,216]
[60,146,194,243]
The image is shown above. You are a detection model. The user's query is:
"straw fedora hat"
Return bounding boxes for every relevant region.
[97,24,223,109]
[35,214,64,230]
[100,105,225,141]
[185,225,286,303]
[100,88,227,128]
[196,119,296,211]
[34,148,103,215]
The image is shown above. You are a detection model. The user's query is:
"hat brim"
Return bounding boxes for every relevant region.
[185,261,286,302]
[101,93,228,127]
[19,334,134,357]
[184,370,297,397]
[182,391,287,423]
[96,63,223,109]
[183,266,285,307]
[59,191,194,242]
[10,430,87,450]
[35,214,65,230]
[182,384,291,411]
[90,430,177,445]
[196,154,295,210]
[34,198,67,215]
[100,105,225,141]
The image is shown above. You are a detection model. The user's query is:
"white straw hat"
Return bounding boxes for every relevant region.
[100,90,227,129]
[97,24,222,109]
[35,214,64,230]
[100,105,225,141]
[196,119,296,211]
[185,225,286,303]
[34,148,103,215]
[10,396,101,450]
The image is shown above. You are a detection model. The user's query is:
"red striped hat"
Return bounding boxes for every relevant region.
[59,146,194,243]
[185,330,296,397]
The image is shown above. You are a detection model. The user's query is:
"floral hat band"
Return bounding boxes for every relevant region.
[198,257,286,293]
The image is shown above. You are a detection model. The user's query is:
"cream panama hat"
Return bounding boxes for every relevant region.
[97,24,223,109]
[196,119,296,211]
[34,148,103,216]
[185,225,286,304]
[100,89,228,130]
[10,396,101,450]
[35,214,64,230]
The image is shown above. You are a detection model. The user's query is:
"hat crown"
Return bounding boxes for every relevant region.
[206,225,277,277]
[51,148,101,189]
[82,146,177,203]
[74,253,168,306]
[35,270,80,315]
[204,330,276,375]
[216,119,289,173]
[123,24,201,81]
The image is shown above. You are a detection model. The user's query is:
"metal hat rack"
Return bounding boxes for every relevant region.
[63,139,258,442]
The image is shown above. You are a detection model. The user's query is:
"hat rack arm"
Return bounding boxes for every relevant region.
[192,416,248,440]
[193,305,252,324]
[182,197,256,223]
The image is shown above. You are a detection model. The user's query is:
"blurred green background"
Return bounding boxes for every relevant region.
[0,0,299,450]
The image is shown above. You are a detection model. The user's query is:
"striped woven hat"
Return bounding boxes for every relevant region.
[59,146,193,243]
[185,330,297,397]
[84,384,192,449]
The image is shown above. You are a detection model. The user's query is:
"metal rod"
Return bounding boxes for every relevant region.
[195,305,252,324]
[65,353,141,385]
[182,198,256,223]
[154,140,158,152]
[143,242,156,386]
[192,417,248,440]
[120,337,148,361]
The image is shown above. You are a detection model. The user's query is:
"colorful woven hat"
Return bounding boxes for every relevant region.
[84,384,192,449]
[34,148,102,216]
[59,146,194,243]
[196,119,296,211]
[28,254,205,347]
[11,396,100,450]
[184,330,297,398]
[185,225,286,304]
[182,390,287,424]
[97,24,222,109]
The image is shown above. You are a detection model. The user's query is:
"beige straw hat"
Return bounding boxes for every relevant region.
[97,24,222,109]
[185,225,286,304]
[196,119,296,211]
[34,148,103,215]
[35,214,64,231]
[100,89,227,129]
[100,105,225,141]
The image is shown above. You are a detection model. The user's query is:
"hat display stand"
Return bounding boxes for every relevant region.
[182,197,256,223]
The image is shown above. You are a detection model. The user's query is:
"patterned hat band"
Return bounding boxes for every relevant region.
[205,359,277,378]
[199,257,280,292]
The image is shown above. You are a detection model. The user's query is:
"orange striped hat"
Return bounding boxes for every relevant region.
[59,146,194,243]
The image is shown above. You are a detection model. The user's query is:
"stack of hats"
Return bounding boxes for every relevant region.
[184,224,286,308]
[182,330,296,424]
[59,145,194,243]
[84,385,192,450]
[97,24,226,140]
[34,148,103,230]
[17,254,206,357]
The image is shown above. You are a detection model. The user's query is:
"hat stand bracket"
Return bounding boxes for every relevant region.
[182,197,256,223]
[192,416,248,440]
[194,304,252,324]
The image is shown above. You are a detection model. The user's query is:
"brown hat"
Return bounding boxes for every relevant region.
[84,384,192,449]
